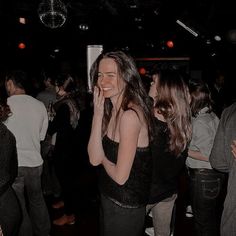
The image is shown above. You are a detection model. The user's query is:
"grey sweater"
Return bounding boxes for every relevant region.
[209,102,236,236]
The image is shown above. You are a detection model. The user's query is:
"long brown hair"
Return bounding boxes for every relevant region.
[154,69,192,156]
[90,50,153,137]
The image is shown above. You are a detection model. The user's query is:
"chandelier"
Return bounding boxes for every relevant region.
[38,0,67,29]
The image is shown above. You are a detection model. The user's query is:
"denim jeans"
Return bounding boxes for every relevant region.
[12,165,51,236]
[188,168,225,236]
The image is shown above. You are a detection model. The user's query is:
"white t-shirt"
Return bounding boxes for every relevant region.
[5,94,48,167]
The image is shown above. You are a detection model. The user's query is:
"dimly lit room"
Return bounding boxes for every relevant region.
[0,1,236,236]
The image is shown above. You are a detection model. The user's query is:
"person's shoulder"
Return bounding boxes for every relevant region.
[120,108,145,132]
[122,109,139,121]
[26,95,47,110]
[222,102,236,117]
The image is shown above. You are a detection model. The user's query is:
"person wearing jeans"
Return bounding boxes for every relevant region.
[186,79,226,236]
[12,166,50,236]
[188,168,225,235]
[5,70,50,236]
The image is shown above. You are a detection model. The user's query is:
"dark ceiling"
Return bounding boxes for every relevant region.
[0,0,236,70]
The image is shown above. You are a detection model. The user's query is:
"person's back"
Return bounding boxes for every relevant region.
[6,94,48,167]
[210,102,236,236]
[36,76,57,109]
[4,70,50,236]
[146,69,192,236]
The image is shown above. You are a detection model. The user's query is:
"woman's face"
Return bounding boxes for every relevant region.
[148,73,159,100]
[97,58,125,99]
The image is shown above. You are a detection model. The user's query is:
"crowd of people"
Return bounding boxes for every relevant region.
[0,50,235,236]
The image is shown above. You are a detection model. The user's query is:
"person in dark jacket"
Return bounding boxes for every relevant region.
[48,73,80,226]
[210,102,236,236]
[0,89,22,236]
[146,69,192,236]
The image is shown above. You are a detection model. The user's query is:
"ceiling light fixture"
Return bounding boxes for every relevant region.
[38,0,67,29]
[79,24,89,31]
[214,35,221,41]
[176,19,198,37]
[19,17,26,24]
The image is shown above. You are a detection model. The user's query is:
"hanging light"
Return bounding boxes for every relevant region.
[38,0,67,29]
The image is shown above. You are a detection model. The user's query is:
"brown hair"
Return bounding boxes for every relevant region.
[90,50,153,138]
[0,97,12,122]
[189,80,213,117]
[154,69,192,156]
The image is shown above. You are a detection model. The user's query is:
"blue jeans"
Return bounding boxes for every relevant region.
[188,168,225,236]
[12,165,51,236]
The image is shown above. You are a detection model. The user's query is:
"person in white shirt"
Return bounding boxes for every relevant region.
[5,70,51,236]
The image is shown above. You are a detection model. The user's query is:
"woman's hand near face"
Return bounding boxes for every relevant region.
[231,140,236,158]
[93,86,105,118]
[87,86,105,166]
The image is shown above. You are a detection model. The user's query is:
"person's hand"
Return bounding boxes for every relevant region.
[231,140,236,158]
[93,86,104,118]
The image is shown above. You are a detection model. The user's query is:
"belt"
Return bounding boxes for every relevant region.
[188,168,217,175]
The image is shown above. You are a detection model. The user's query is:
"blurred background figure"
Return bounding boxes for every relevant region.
[208,70,227,118]
[47,73,80,226]
[187,79,226,236]
[0,85,22,236]
[5,69,50,236]
[36,72,57,108]
[36,71,61,199]
[210,101,236,236]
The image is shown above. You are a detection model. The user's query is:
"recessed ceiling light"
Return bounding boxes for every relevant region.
[19,17,26,24]
[134,17,142,22]
[79,24,89,31]
[214,35,221,41]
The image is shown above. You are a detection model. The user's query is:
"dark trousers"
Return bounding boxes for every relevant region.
[54,157,78,215]
[0,187,22,236]
[188,168,225,236]
[100,194,146,236]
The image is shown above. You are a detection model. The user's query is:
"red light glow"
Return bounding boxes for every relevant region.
[139,67,146,75]
[18,42,26,49]
[166,40,174,48]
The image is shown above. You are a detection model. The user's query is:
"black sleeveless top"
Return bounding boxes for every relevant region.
[148,118,187,204]
[99,135,152,208]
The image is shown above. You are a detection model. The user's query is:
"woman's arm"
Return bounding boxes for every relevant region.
[188,150,208,162]
[87,87,106,166]
[102,109,142,185]
[189,119,214,162]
